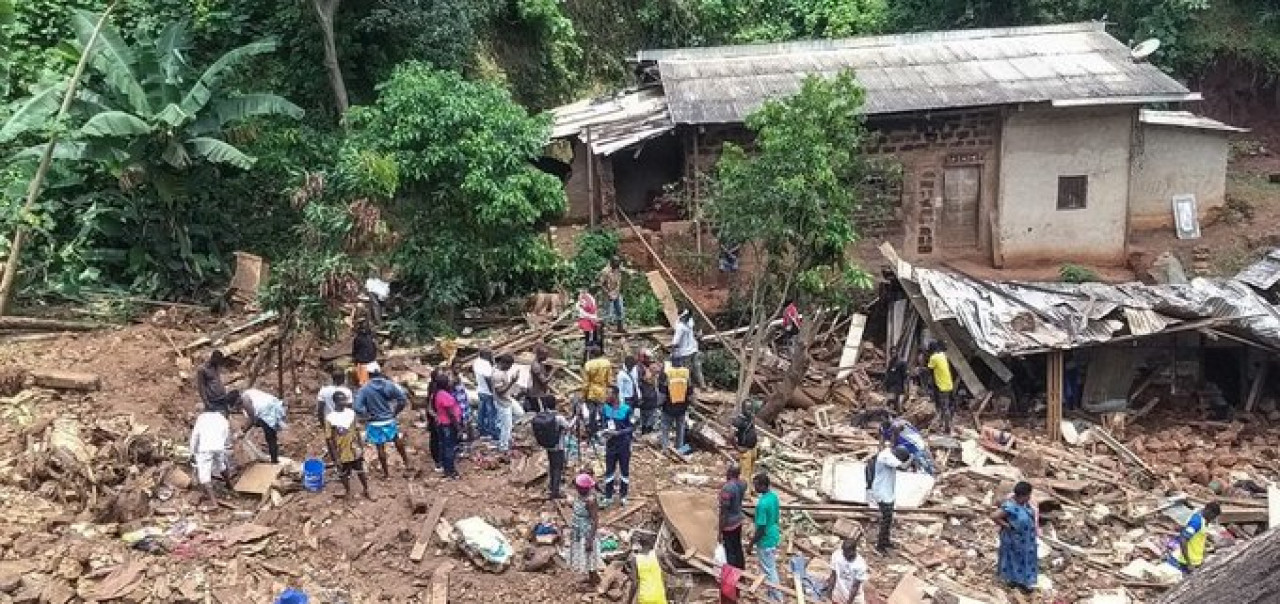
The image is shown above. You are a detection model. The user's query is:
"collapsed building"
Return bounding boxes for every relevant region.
[879,243,1280,441]
[550,22,1244,269]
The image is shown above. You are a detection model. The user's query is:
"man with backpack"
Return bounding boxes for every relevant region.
[532,396,575,499]
[659,356,693,454]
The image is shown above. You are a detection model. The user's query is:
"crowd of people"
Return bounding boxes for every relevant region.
[185,257,1224,602]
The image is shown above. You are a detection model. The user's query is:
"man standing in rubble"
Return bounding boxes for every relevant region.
[926,342,955,433]
[190,402,234,507]
[583,346,613,442]
[599,257,626,333]
[354,363,413,477]
[671,309,704,389]
[870,445,912,555]
[196,350,236,410]
[748,473,783,602]
[473,349,498,440]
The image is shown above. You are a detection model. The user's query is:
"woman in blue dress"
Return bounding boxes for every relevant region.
[992,481,1038,592]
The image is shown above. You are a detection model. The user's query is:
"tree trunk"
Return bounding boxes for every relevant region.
[755,308,824,426]
[1160,528,1280,604]
[0,5,116,316]
[312,0,349,117]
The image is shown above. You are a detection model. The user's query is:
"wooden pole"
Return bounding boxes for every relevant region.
[585,128,596,228]
[692,128,703,287]
[618,209,745,369]
[1047,351,1064,441]
[0,4,117,316]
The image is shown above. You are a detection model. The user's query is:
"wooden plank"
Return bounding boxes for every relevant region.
[1047,351,1063,442]
[429,561,454,604]
[0,316,100,332]
[217,326,280,358]
[411,497,449,563]
[835,314,867,380]
[182,311,278,352]
[30,369,100,391]
[619,210,742,367]
[1245,363,1270,413]
[408,484,429,514]
[233,463,284,496]
[646,270,681,328]
[1269,484,1280,529]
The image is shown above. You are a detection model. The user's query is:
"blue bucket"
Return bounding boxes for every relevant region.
[302,458,325,492]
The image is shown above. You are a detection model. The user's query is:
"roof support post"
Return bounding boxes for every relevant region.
[1047,351,1064,441]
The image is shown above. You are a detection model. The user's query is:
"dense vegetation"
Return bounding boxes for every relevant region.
[0,0,1277,335]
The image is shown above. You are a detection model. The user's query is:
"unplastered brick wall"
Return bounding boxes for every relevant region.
[863,109,999,256]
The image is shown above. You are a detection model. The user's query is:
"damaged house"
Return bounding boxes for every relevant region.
[551,22,1244,269]
[880,243,1280,442]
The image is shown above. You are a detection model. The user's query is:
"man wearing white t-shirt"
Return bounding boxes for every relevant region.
[827,537,870,604]
[871,445,911,554]
[316,369,353,423]
[190,406,233,506]
[473,350,497,440]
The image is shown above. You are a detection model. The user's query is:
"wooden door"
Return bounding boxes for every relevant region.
[941,165,981,248]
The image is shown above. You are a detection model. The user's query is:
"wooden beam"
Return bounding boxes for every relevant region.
[646,270,681,328]
[619,209,743,368]
[1245,362,1270,413]
[1046,351,1064,442]
[428,561,453,604]
[411,497,449,563]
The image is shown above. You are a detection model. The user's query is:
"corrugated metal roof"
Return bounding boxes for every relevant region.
[888,251,1280,357]
[1140,110,1248,133]
[640,22,1195,124]
[1235,249,1280,291]
[549,87,674,155]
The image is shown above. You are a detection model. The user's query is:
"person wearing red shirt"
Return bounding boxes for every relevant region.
[432,373,463,479]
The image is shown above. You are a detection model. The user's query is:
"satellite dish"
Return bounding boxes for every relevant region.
[1131,39,1161,61]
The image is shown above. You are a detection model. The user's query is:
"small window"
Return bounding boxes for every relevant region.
[1057,176,1088,210]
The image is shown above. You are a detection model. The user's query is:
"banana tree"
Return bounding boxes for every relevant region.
[7,11,302,192]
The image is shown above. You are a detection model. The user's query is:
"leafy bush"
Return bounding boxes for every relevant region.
[700,348,740,390]
[1060,264,1099,284]
[622,273,662,326]
[564,229,619,291]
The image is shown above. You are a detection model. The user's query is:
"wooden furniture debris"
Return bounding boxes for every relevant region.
[229,251,269,303]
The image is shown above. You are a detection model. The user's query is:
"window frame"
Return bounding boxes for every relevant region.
[1056,175,1088,211]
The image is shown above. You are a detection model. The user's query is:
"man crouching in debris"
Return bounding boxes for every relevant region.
[189,400,234,508]
[868,446,912,555]
[1169,501,1221,575]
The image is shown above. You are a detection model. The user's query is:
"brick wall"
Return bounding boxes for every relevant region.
[684,108,1002,260]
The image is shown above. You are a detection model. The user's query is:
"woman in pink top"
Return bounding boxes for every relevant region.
[577,289,601,363]
[432,373,462,479]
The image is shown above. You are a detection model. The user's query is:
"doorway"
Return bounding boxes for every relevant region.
[942,165,981,248]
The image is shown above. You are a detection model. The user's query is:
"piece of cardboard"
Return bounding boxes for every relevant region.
[887,573,929,604]
[233,463,284,495]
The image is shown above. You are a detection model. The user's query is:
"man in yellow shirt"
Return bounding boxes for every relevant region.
[926,342,955,433]
[583,346,613,441]
[626,531,667,604]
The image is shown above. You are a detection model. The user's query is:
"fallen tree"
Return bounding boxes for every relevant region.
[1160,528,1280,604]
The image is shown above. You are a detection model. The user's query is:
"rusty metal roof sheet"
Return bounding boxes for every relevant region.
[549,87,674,155]
[886,250,1280,357]
[639,22,1196,124]
[1139,110,1249,133]
[1236,249,1280,291]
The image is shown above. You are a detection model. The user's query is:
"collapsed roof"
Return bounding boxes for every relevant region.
[884,247,1280,358]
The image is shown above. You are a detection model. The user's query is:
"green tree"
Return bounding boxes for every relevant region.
[706,71,873,424]
[342,62,565,333]
[639,0,888,47]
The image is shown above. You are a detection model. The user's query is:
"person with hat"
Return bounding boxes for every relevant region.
[569,472,603,589]
[354,362,413,477]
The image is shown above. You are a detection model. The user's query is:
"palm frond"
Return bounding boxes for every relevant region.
[155,103,193,128]
[80,111,153,137]
[186,137,255,170]
[71,10,150,116]
[0,81,65,143]
[179,39,279,116]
